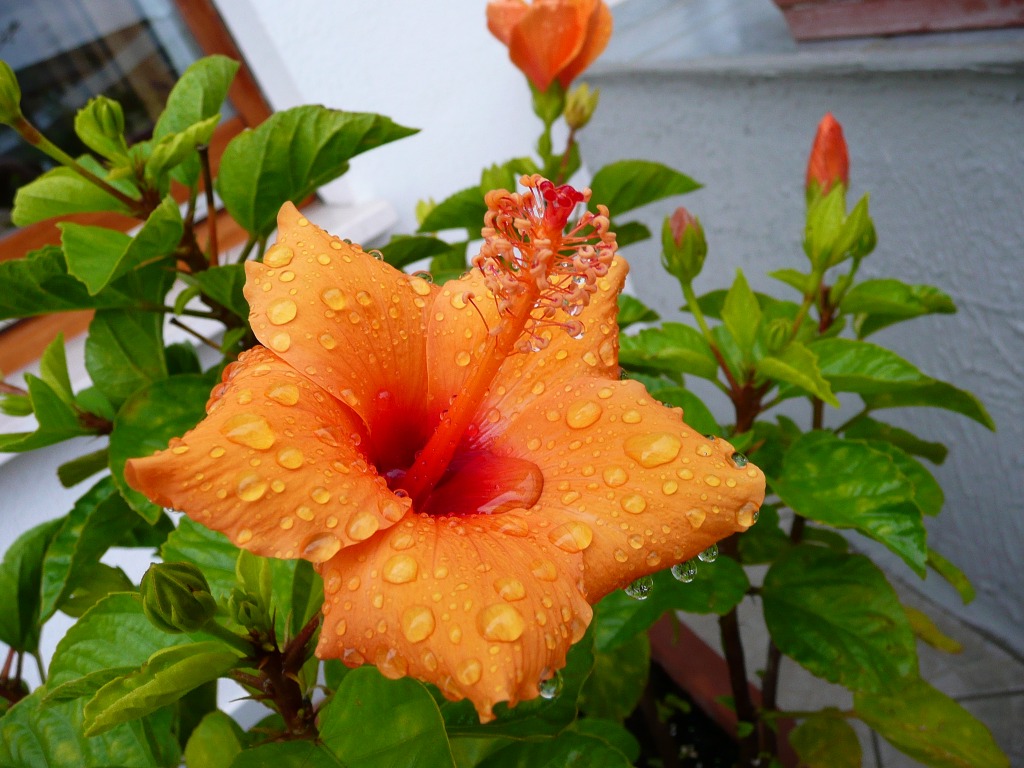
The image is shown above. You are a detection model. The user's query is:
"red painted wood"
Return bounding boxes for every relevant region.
[774,0,1024,40]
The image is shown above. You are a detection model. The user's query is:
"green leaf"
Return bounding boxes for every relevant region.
[809,338,994,429]
[762,544,917,693]
[580,630,649,721]
[616,294,659,330]
[476,732,634,768]
[441,629,595,739]
[379,234,458,269]
[154,55,239,187]
[768,268,816,296]
[648,385,721,436]
[842,415,948,465]
[84,641,241,736]
[905,605,963,653]
[289,558,323,639]
[60,195,182,295]
[0,690,171,768]
[0,374,93,452]
[231,742,345,768]
[40,477,137,620]
[11,166,133,226]
[184,711,245,768]
[618,322,719,380]
[219,105,416,238]
[0,519,62,652]
[52,563,134,619]
[568,719,640,763]
[866,441,944,516]
[611,220,651,248]
[39,334,75,409]
[842,279,955,337]
[737,505,790,565]
[588,160,700,216]
[788,711,861,768]
[108,373,214,521]
[160,517,239,600]
[57,447,110,488]
[318,667,455,767]
[418,185,488,233]
[927,548,975,605]
[187,264,249,320]
[594,558,749,652]
[44,667,136,704]
[756,342,839,406]
[145,115,221,186]
[773,431,928,575]
[85,308,169,409]
[855,677,1009,768]
[721,269,762,358]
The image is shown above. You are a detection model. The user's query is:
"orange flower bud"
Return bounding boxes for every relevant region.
[486,0,613,92]
[806,113,849,196]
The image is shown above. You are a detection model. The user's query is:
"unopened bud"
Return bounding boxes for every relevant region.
[564,83,599,130]
[0,60,23,125]
[661,207,707,284]
[806,113,849,199]
[764,318,792,353]
[74,96,128,160]
[140,562,217,634]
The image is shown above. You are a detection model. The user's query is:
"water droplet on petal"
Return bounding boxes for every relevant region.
[455,351,472,367]
[382,554,419,584]
[347,510,380,541]
[409,277,432,296]
[494,577,526,601]
[477,604,525,642]
[302,532,341,562]
[737,502,759,527]
[264,244,294,267]
[457,658,482,686]
[598,337,617,366]
[311,487,331,504]
[267,384,299,406]
[319,332,337,350]
[270,332,291,352]
[530,559,558,581]
[566,400,601,429]
[321,287,347,311]
[602,465,628,487]
[625,575,654,600]
[267,298,297,325]
[621,494,647,515]
[671,560,698,583]
[401,606,435,643]
[662,480,679,496]
[548,521,594,552]
[221,413,276,450]
[686,508,706,529]
[539,670,563,699]
[376,648,408,680]
[625,433,682,468]
[704,474,722,487]
[236,473,268,502]
[699,544,719,563]
[276,447,304,469]
[237,528,253,544]
[622,409,642,424]
[731,451,749,468]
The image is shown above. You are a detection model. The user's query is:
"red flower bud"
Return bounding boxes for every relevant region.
[806,113,849,196]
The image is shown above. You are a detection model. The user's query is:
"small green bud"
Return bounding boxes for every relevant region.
[229,550,275,638]
[661,207,707,285]
[140,562,217,634]
[74,96,128,161]
[0,60,24,125]
[0,392,32,417]
[564,83,599,130]
[764,318,793,353]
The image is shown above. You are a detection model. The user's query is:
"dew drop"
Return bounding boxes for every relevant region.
[311,487,331,504]
[267,298,297,325]
[276,447,304,469]
[671,560,698,583]
[685,508,707,529]
[494,577,526,602]
[296,505,315,521]
[376,648,409,680]
[237,528,253,544]
[409,277,432,296]
[662,480,679,496]
[347,510,380,541]
[221,413,276,450]
[391,532,416,551]
[602,465,628,487]
[301,532,341,562]
[321,287,347,311]
[334,619,347,636]
[622,409,642,424]
[455,351,472,367]
[627,534,644,550]
[499,517,530,537]
[270,332,291,352]
[548,521,594,553]
[236,473,268,502]
[530,559,558,581]
[737,502,759,527]
[704,474,722,487]
[731,451,749,468]
[621,494,647,515]
[264,244,294,267]
[382,554,419,584]
[598,337,617,366]
[319,332,337,350]
[355,290,373,307]
[477,604,525,642]
[566,400,601,429]
[582,351,598,367]
[267,384,300,406]
[209,446,226,458]
[699,544,719,563]
[539,670,563,699]
[624,433,682,468]
[614,548,628,563]
[401,606,436,643]
[624,575,653,600]
[457,658,482,686]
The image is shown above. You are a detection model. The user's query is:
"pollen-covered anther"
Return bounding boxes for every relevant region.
[474,174,617,350]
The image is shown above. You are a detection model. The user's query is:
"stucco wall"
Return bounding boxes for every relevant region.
[579,58,1024,655]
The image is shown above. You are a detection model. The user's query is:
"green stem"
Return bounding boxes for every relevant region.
[169,318,222,351]
[199,145,219,267]
[788,266,825,341]
[31,652,45,684]
[682,281,713,342]
[202,619,256,656]
[236,236,258,264]
[554,127,577,186]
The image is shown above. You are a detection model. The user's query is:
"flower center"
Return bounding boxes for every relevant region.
[395,175,616,512]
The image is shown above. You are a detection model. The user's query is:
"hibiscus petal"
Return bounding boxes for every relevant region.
[317,511,592,721]
[245,203,437,472]
[489,376,765,600]
[486,0,528,45]
[508,0,590,91]
[125,346,410,561]
[426,257,627,442]
[556,0,613,89]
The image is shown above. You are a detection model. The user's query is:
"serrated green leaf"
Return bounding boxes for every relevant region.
[154,55,239,187]
[773,431,927,575]
[841,415,948,464]
[648,386,720,436]
[379,234,458,269]
[616,294,659,330]
[38,334,75,408]
[219,105,416,238]
[855,677,1009,768]
[12,165,133,226]
[186,264,249,320]
[145,115,220,187]
[57,447,109,488]
[808,338,994,429]
[762,544,917,693]
[904,605,963,653]
[0,518,62,652]
[60,195,181,295]
[0,689,171,768]
[588,160,700,216]
[184,711,245,768]
[927,548,975,605]
[580,630,649,722]
[476,732,634,768]
[40,477,137,620]
[85,307,168,408]
[418,185,488,233]
[721,269,762,358]
[318,667,455,767]
[618,322,719,380]
[44,667,136,703]
[84,641,241,736]
[594,558,749,652]
[788,711,861,768]
[230,742,345,768]
[842,279,955,337]
[756,342,839,406]
[108,373,214,521]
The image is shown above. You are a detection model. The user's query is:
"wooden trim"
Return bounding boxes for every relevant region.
[774,0,1024,41]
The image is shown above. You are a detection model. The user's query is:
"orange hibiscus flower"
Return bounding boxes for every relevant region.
[487,0,613,92]
[126,176,764,720]
[806,112,849,196]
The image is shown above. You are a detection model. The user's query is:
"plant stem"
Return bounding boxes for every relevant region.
[554,127,577,186]
[199,145,219,267]
[638,678,681,768]
[169,318,221,351]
